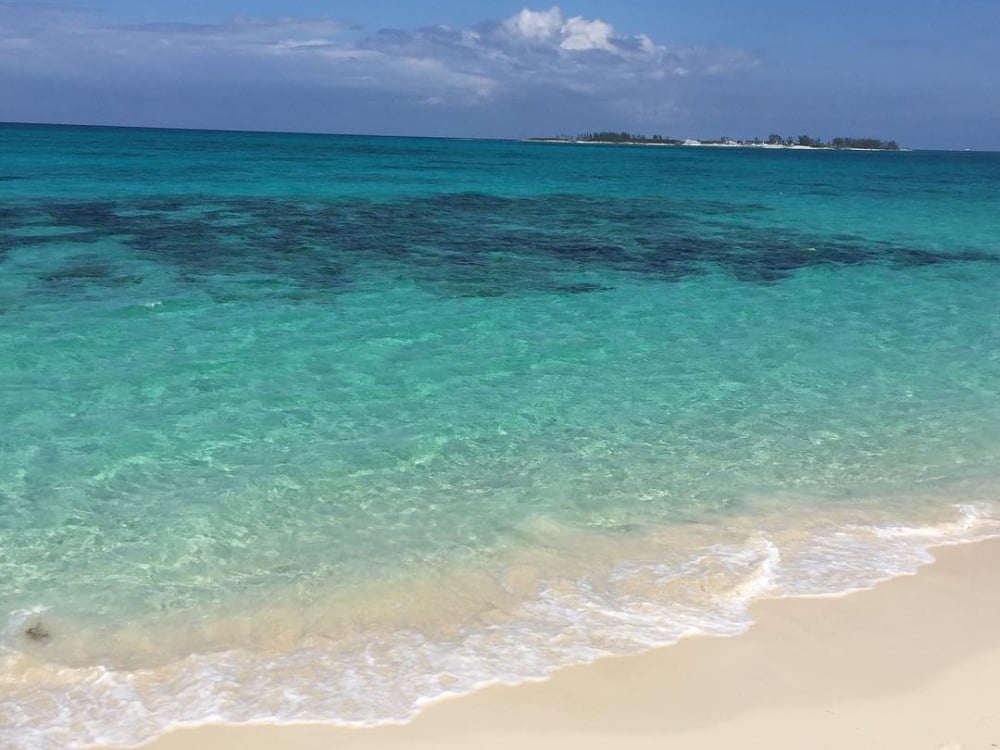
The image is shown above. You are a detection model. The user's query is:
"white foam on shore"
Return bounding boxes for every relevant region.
[2,502,998,750]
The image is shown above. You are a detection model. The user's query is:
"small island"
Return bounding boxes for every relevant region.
[527,131,902,151]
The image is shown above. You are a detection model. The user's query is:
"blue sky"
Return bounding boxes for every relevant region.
[2,1,998,149]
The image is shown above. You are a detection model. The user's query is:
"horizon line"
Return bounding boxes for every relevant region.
[1,120,994,153]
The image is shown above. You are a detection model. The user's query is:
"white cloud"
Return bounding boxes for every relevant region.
[559,15,615,52]
[0,4,756,112]
[505,7,564,41]
[502,7,645,55]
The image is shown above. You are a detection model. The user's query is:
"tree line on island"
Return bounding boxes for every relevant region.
[530,131,900,150]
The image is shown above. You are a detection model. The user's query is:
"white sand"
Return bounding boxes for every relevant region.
[106,538,1000,750]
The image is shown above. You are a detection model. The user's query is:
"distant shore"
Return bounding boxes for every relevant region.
[525,138,909,152]
[107,537,1000,750]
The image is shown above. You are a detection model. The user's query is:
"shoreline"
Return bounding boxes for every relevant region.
[104,535,1000,750]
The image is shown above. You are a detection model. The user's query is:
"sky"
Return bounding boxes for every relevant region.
[1,1,998,149]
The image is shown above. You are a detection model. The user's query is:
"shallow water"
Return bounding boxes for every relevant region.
[1,125,999,748]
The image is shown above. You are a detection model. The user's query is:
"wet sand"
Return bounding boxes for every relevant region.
[110,538,1000,750]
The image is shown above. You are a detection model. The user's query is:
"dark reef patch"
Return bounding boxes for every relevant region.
[7,192,997,299]
[48,202,123,231]
[39,264,114,282]
[38,263,143,289]
[550,282,615,294]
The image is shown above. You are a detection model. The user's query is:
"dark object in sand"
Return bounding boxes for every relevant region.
[25,623,50,642]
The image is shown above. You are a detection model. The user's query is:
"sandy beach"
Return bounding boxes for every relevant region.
[107,537,1000,750]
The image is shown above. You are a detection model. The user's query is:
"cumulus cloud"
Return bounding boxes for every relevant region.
[503,8,617,52]
[0,3,757,129]
[559,16,615,52]
[504,7,564,42]
[356,6,757,102]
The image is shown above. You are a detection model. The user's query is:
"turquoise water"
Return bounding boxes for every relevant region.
[2,124,999,748]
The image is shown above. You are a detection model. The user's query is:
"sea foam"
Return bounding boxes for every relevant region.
[2,502,997,750]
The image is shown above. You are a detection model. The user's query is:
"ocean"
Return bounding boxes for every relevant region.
[2,123,999,749]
